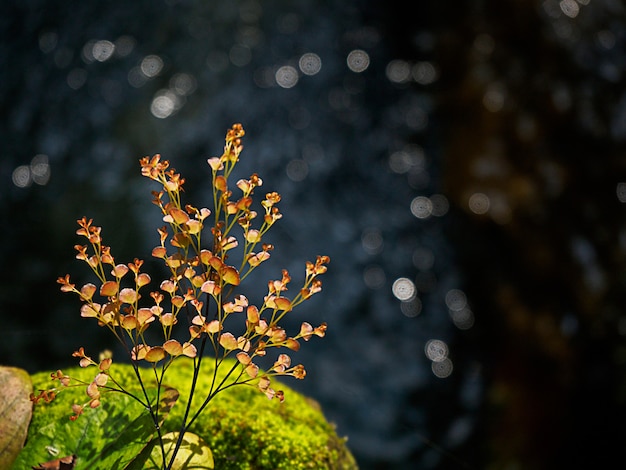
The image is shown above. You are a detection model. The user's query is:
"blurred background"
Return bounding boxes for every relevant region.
[2,0,626,468]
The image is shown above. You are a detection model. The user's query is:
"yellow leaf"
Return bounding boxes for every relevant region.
[221,266,240,286]
[121,315,138,330]
[182,342,197,358]
[167,207,190,225]
[152,246,167,258]
[145,346,166,363]
[100,281,118,297]
[219,333,238,350]
[144,432,214,470]
[163,340,183,356]
[119,288,138,304]
[274,297,292,311]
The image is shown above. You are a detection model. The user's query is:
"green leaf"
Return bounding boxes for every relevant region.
[13,378,177,470]
[0,366,33,469]
[129,432,214,470]
[83,387,179,470]
[14,392,142,469]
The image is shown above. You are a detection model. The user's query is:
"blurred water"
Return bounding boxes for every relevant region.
[1,1,478,468]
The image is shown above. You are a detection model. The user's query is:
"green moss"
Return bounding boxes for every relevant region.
[21,358,357,470]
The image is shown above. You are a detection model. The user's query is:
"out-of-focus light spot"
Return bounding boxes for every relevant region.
[410,196,433,219]
[446,289,473,329]
[405,106,428,131]
[363,265,386,289]
[39,31,58,54]
[412,61,438,85]
[302,143,325,163]
[253,66,275,88]
[483,83,506,112]
[187,17,211,39]
[408,168,430,190]
[170,73,197,96]
[551,84,572,112]
[346,49,370,73]
[413,248,434,271]
[488,193,512,224]
[67,68,87,90]
[275,65,299,88]
[430,194,449,216]
[571,236,606,292]
[141,55,164,78]
[617,182,626,203]
[431,358,453,378]
[128,67,148,88]
[12,166,31,188]
[473,33,495,56]
[386,60,411,83]
[114,35,135,57]
[328,88,351,110]
[445,289,467,311]
[388,145,425,174]
[597,30,615,49]
[596,30,615,49]
[54,48,73,68]
[559,0,580,18]
[92,40,115,62]
[401,298,422,317]
[298,53,322,76]
[288,107,311,129]
[285,159,308,182]
[81,40,96,63]
[414,31,434,51]
[362,228,383,255]
[150,90,181,119]
[425,339,448,362]
[237,26,263,48]
[468,192,490,215]
[276,13,299,34]
[206,51,229,73]
[392,277,416,301]
[229,44,252,67]
[543,0,562,19]
[12,155,51,188]
[553,21,574,40]
[450,308,475,330]
[560,314,578,336]
[30,154,51,185]
[239,0,263,22]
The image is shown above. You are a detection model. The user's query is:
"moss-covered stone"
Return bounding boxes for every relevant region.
[20,358,357,469]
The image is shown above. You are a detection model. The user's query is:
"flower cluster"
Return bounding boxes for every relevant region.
[31,123,329,436]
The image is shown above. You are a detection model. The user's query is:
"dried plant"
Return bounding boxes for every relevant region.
[31,124,329,469]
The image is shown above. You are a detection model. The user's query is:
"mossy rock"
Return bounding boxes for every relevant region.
[12,359,357,470]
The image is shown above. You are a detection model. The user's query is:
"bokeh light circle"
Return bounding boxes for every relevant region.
[431,358,453,378]
[275,65,299,88]
[411,196,433,219]
[298,53,322,76]
[392,277,416,301]
[347,49,370,73]
[469,192,490,214]
[425,339,449,362]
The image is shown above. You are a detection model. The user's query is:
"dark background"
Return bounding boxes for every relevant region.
[2,0,626,468]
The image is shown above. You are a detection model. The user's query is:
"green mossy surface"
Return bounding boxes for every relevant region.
[16,358,357,470]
